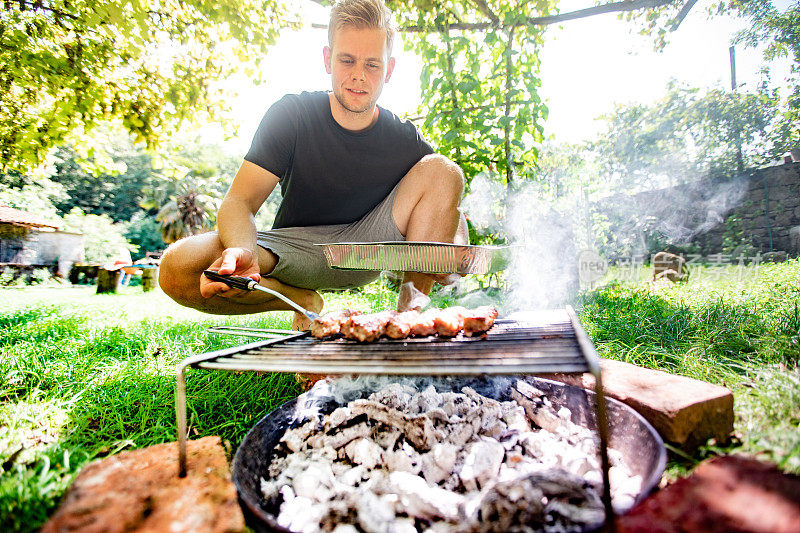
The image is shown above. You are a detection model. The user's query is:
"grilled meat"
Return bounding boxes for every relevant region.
[310,309,363,338]
[313,307,499,341]
[463,306,500,337]
[433,306,468,337]
[408,309,438,337]
[385,310,421,339]
[342,311,396,342]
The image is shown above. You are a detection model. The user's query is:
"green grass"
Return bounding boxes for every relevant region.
[1,262,799,531]
[0,284,400,532]
[581,260,800,475]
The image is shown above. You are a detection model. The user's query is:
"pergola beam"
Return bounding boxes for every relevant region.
[310,0,685,32]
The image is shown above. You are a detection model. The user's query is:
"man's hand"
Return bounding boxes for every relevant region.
[200,247,261,299]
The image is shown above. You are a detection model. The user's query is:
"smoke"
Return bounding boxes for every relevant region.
[597,176,749,259]
[461,173,579,312]
[461,172,506,234]
[504,187,579,311]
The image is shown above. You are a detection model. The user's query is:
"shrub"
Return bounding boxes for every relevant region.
[62,208,135,263]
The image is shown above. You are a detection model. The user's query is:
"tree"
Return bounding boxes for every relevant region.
[588,82,780,192]
[631,0,799,152]
[725,0,800,152]
[381,0,696,190]
[62,208,134,263]
[0,0,298,173]
[125,212,165,260]
[0,171,67,221]
[387,0,553,187]
[50,145,156,223]
[155,188,217,244]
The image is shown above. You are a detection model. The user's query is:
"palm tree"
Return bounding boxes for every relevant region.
[156,188,217,244]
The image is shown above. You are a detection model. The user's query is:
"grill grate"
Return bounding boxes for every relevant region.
[196,319,588,375]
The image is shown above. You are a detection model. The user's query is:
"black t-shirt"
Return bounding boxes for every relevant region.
[244,91,434,229]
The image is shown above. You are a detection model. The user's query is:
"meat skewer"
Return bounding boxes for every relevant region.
[408,309,438,337]
[309,309,362,338]
[341,311,396,342]
[433,306,468,337]
[385,310,420,339]
[310,306,499,341]
[463,306,500,337]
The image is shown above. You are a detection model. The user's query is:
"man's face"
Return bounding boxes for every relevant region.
[324,26,395,116]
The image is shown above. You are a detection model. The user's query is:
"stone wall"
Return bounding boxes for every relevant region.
[593,161,800,257]
[693,162,800,253]
[0,226,85,276]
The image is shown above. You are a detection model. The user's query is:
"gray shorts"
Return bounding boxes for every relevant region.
[257,185,404,290]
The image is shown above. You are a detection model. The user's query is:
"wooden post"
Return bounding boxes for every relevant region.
[96,268,120,294]
[142,268,158,292]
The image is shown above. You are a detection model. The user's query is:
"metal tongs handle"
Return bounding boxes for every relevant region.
[203,270,319,320]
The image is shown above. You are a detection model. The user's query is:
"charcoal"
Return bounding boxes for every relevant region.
[344,438,384,470]
[262,381,643,533]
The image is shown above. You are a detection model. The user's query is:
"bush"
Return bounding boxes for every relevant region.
[125,213,165,261]
[62,208,135,263]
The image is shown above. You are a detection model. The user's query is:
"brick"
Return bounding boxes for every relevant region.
[42,436,245,533]
[618,455,800,533]
[541,359,733,449]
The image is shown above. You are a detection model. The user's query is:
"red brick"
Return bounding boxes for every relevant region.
[42,436,245,533]
[541,358,733,449]
[618,455,800,533]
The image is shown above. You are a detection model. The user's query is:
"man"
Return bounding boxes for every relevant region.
[159,0,466,330]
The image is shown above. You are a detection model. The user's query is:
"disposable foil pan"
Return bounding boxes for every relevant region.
[315,241,509,274]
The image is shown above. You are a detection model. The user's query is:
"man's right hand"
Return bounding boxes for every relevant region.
[200,247,261,299]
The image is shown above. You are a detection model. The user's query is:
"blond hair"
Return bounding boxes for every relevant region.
[328,0,395,54]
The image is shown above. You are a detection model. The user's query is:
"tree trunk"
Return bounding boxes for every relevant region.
[142,268,158,292]
[96,269,120,294]
[503,27,515,186]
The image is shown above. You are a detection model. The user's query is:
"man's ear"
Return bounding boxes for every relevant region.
[323,46,332,74]
[385,56,396,83]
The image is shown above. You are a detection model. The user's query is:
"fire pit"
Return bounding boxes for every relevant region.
[175,308,666,531]
[232,377,665,532]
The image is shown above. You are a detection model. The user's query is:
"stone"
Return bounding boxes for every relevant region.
[618,455,800,533]
[777,210,794,227]
[762,250,788,263]
[790,226,800,253]
[41,436,245,533]
[651,252,688,282]
[654,268,682,283]
[540,359,733,450]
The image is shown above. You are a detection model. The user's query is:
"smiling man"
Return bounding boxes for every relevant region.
[158,0,466,329]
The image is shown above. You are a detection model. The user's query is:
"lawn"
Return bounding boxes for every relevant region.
[1,262,799,531]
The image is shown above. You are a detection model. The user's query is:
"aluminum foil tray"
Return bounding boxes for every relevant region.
[315,241,508,274]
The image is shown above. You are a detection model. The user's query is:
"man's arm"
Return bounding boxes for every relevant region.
[218,160,279,254]
[200,160,279,298]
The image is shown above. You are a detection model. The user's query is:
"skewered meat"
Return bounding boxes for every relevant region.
[385,310,421,339]
[433,307,468,337]
[463,306,500,337]
[342,311,396,342]
[310,309,363,338]
[409,309,438,337]
[310,307,499,341]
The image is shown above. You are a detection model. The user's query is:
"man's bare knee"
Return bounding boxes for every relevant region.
[158,234,221,302]
[418,154,464,199]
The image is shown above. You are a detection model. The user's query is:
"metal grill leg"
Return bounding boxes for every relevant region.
[176,364,188,477]
[566,306,615,532]
[592,369,616,533]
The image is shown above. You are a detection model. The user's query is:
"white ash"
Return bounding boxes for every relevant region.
[261,379,642,532]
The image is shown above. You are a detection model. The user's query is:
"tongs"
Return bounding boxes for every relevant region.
[203,270,320,321]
